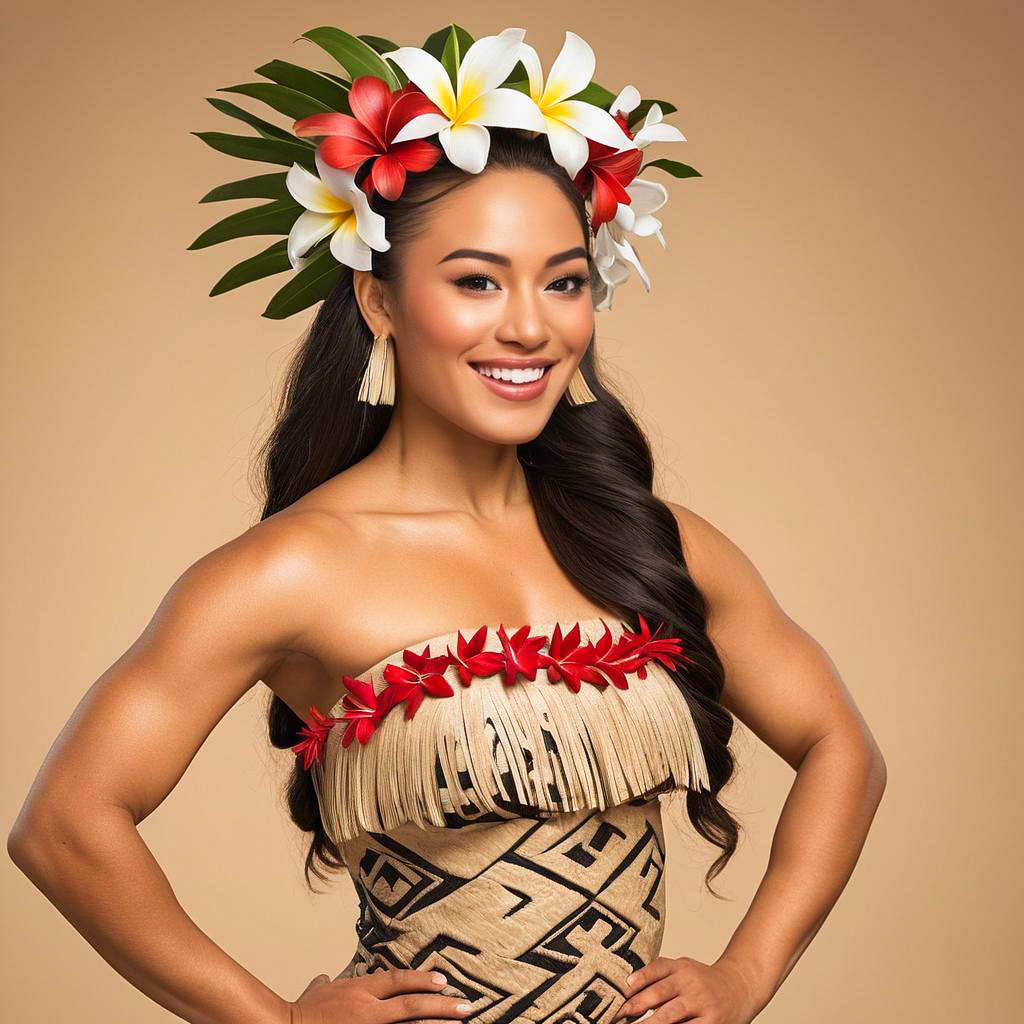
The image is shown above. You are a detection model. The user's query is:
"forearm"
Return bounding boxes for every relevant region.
[714,732,887,1014]
[9,805,290,1024]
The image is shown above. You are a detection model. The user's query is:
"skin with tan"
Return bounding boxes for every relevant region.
[7,166,885,1024]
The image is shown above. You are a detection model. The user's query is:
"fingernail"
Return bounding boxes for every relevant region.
[457,1002,473,1012]
[625,973,636,986]
[432,971,447,985]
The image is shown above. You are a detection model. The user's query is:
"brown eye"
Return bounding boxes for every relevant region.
[550,274,589,294]
[455,274,499,291]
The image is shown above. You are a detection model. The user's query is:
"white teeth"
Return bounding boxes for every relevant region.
[474,364,546,383]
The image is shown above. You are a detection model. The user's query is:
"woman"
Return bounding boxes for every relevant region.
[7,26,886,1024]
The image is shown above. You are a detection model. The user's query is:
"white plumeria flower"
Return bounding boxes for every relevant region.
[285,148,389,271]
[613,177,670,245]
[516,30,637,179]
[381,27,547,174]
[591,177,670,309]
[589,87,681,309]
[592,225,648,311]
[609,84,686,148]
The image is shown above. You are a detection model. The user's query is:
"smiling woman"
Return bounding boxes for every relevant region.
[8,19,885,1024]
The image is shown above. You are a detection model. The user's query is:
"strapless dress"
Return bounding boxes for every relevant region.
[295,615,710,1024]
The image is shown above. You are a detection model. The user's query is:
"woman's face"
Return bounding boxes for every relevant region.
[368,168,595,444]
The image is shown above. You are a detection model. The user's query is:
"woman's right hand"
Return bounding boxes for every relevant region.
[289,968,473,1024]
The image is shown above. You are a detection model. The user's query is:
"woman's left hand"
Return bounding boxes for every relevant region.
[612,956,764,1024]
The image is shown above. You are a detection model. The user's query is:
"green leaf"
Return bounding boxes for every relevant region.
[190,131,317,172]
[438,26,473,87]
[205,97,297,141]
[505,60,530,87]
[198,171,291,204]
[502,78,531,96]
[639,157,701,179]
[187,197,302,250]
[320,70,352,89]
[627,98,678,129]
[358,34,401,56]
[254,59,351,112]
[567,81,618,109]
[218,82,335,121]
[209,239,293,295]
[422,23,474,63]
[300,26,400,89]
[262,242,345,320]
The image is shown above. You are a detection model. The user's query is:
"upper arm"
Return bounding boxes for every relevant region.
[12,515,323,838]
[666,501,883,771]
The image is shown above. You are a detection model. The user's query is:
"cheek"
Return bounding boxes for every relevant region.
[397,283,493,364]
[556,298,595,352]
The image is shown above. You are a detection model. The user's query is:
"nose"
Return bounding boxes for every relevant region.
[495,283,549,349]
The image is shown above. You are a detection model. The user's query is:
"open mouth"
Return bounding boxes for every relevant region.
[468,361,556,401]
[470,363,553,385]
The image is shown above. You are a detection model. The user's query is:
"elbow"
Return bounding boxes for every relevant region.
[7,798,61,880]
[863,735,887,802]
[7,816,50,882]
[7,802,87,885]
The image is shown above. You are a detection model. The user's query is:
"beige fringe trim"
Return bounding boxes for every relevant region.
[311,620,710,845]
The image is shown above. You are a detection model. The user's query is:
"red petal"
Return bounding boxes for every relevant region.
[348,75,392,148]
[590,167,632,229]
[320,133,381,171]
[390,137,443,172]
[354,716,377,745]
[371,155,407,200]
[403,687,424,719]
[421,673,454,698]
[293,111,364,139]
[385,87,444,143]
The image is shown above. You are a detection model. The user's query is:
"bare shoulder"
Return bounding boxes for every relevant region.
[661,499,882,768]
[661,500,777,622]
[182,490,370,655]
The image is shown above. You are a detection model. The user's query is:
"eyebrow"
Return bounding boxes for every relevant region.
[438,246,590,268]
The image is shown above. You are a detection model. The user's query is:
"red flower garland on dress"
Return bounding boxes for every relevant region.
[294,614,691,764]
[291,704,347,770]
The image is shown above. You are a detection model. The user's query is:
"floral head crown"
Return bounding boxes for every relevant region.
[189,23,700,321]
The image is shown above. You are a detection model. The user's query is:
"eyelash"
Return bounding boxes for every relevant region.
[454,272,590,295]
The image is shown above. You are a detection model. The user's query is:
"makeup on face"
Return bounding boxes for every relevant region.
[467,356,558,402]
[384,170,595,430]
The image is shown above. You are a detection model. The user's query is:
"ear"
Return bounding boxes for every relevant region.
[352,269,394,339]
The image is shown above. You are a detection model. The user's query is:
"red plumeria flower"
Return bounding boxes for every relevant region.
[447,625,507,686]
[292,76,444,201]
[496,624,550,686]
[619,612,692,678]
[292,703,346,767]
[337,676,385,748]
[538,622,604,693]
[572,111,644,232]
[381,644,454,719]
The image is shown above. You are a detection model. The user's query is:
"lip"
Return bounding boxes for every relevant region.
[469,360,555,402]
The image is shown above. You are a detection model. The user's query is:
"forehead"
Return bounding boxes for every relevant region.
[413,169,587,259]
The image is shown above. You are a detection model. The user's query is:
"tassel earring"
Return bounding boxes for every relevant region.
[566,365,597,405]
[357,331,396,405]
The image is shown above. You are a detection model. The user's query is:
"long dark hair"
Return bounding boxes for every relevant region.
[255,127,739,896]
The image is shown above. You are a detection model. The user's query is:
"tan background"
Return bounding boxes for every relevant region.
[2,1,1020,1020]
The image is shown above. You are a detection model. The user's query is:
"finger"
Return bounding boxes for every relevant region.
[615,978,676,1021]
[646,996,700,1024]
[379,992,473,1022]
[365,968,451,996]
[623,958,674,997]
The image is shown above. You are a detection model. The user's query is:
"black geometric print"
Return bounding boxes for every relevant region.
[333,799,668,1024]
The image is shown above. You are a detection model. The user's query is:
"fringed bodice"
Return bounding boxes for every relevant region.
[297,614,710,845]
